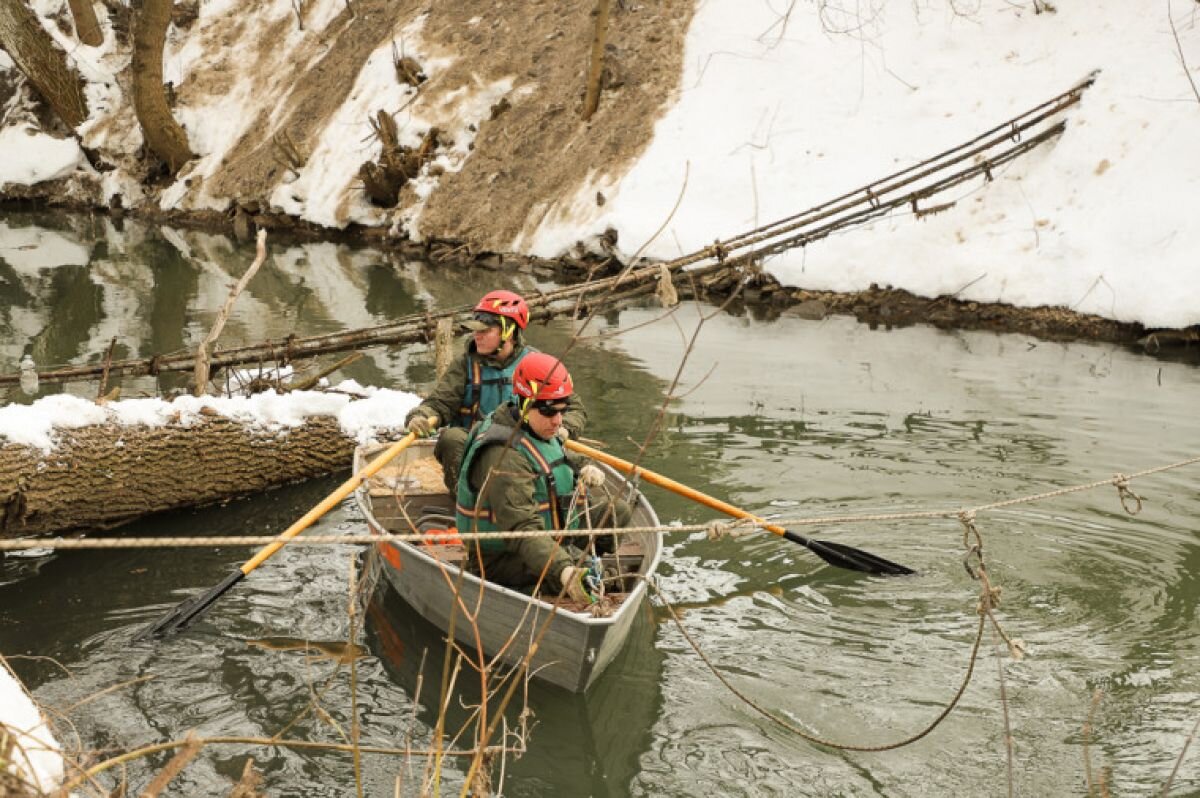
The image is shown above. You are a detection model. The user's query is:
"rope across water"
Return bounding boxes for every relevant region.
[3,455,1193,552]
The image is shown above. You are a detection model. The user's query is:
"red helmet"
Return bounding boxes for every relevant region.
[474,290,529,330]
[512,352,573,402]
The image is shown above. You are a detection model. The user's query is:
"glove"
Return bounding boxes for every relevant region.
[555,426,571,443]
[578,463,605,488]
[407,414,436,438]
[559,561,604,604]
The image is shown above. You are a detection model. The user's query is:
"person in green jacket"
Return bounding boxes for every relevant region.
[455,352,628,604]
[405,290,587,491]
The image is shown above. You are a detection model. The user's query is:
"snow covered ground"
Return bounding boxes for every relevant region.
[0,658,65,794]
[1,0,1197,328]
[532,0,1200,329]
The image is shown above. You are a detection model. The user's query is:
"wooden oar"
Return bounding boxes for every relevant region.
[566,439,914,576]
[135,420,435,640]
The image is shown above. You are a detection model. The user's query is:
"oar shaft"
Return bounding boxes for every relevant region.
[567,440,914,576]
[242,422,431,574]
[565,440,787,538]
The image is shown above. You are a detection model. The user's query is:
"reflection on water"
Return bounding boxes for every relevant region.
[244,636,368,664]
[364,572,665,797]
[1,211,1198,796]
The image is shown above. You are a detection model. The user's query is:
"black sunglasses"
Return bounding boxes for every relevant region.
[532,401,570,417]
[472,311,501,327]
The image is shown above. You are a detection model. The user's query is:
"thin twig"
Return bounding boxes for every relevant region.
[348,554,363,798]
[1084,688,1103,796]
[1162,710,1200,796]
[96,338,117,401]
[993,626,1015,798]
[1168,0,1200,104]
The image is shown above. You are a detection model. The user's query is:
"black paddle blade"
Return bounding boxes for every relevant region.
[783,530,915,576]
[133,569,245,642]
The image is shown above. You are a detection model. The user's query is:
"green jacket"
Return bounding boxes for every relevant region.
[455,404,580,552]
[405,337,588,434]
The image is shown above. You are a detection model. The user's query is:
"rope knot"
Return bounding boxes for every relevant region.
[705,519,753,540]
[976,583,1002,614]
[957,509,982,551]
[1111,473,1144,515]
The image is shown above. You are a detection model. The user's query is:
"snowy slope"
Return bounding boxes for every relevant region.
[531,1,1200,328]
[1,0,1197,328]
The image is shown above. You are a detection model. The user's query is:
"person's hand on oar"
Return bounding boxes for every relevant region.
[134,417,437,641]
[564,439,914,576]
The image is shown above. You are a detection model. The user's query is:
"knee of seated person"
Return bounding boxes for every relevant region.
[434,427,468,460]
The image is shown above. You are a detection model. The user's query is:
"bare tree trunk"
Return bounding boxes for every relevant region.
[131,0,194,172]
[0,415,359,538]
[0,0,89,128]
[67,0,102,47]
[581,0,613,121]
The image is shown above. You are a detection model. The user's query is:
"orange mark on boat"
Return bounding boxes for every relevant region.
[380,542,403,571]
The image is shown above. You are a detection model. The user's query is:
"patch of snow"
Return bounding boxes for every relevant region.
[268,43,413,225]
[337,387,419,443]
[161,0,319,212]
[0,125,84,189]
[0,383,420,452]
[0,660,64,794]
[305,0,350,37]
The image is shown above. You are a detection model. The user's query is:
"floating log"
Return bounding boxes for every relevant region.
[0,411,361,539]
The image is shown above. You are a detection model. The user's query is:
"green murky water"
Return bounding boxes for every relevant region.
[1,211,1197,796]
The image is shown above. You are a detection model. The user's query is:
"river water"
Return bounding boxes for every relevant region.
[1,212,1197,796]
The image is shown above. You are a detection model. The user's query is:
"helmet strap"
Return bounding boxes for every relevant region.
[500,317,514,341]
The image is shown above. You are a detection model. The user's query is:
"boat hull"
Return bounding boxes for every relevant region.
[355,441,662,692]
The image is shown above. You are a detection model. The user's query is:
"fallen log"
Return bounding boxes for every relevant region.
[0,261,732,387]
[0,389,414,538]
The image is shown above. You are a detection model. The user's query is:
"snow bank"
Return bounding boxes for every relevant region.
[525,0,1200,329]
[0,125,84,189]
[0,659,65,794]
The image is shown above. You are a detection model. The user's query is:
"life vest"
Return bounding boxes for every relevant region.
[455,409,578,552]
[452,345,536,428]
